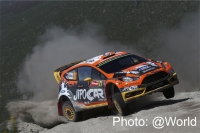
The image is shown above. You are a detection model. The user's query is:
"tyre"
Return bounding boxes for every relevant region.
[62,101,82,122]
[112,92,129,116]
[163,86,175,99]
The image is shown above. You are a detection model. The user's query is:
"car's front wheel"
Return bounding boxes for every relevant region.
[163,87,175,99]
[62,101,82,122]
[112,92,129,116]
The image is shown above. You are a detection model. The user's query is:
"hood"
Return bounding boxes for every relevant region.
[113,61,161,78]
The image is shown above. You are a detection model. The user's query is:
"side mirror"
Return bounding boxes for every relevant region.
[84,77,92,82]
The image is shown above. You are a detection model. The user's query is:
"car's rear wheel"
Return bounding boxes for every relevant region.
[62,101,82,122]
[163,87,175,99]
[112,92,129,116]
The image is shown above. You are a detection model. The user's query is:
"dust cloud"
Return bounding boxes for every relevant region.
[135,9,199,92]
[152,10,200,92]
[17,22,138,101]
[7,22,139,127]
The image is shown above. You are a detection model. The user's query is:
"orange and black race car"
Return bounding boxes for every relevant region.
[53,52,179,122]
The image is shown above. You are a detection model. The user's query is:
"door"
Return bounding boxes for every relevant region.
[76,66,107,106]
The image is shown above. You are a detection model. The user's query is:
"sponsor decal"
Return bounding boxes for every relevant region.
[136,65,151,71]
[60,90,65,93]
[98,81,103,86]
[85,103,108,108]
[122,86,138,92]
[129,70,140,75]
[60,82,72,99]
[59,81,106,109]
[74,89,105,101]
[129,82,140,86]
[73,102,85,108]
[84,101,90,104]
[90,80,99,86]
[146,62,158,67]
[142,67,156,73]
[80,55,103,64]
[135,62,159,74]
[157,61,163,63]
[98,99,106,101]
[116,70,140,75]
[115,71,126,74]
[90,80,104,87]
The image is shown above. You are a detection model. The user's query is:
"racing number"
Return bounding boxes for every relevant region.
[98,81,103,86]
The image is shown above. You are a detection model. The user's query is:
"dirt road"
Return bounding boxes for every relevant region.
[14,91,199,133]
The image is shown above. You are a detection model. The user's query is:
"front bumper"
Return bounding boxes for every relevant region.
[121,73,179,103]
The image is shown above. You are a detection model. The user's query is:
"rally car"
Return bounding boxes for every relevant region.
[53,52,179,122]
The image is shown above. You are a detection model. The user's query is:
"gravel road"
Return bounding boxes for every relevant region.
[14,91,199,133]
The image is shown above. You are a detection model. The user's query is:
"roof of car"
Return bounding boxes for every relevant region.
[76,51,129,66]
[58,52,130,74]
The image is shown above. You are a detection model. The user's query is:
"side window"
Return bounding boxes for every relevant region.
[78,67,92,81]
[91,68,100,80]
[64,69,77,80]
[91,68,107,80]
[131,57,140,64]
[100,73,107,80]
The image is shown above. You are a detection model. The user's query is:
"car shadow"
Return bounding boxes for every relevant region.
[128,97,190,114]
[81,97,190,121]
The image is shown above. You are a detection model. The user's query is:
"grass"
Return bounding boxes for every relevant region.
[1,115,40,133]
[1,115,18,133]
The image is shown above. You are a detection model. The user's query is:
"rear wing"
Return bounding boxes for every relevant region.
[53,60,84,83]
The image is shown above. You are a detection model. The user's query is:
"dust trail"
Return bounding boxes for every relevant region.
[6,100,67,128]
[17,22,139,102]
[7,22,140,127]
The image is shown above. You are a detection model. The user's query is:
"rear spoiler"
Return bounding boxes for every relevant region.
[53,60,84,83]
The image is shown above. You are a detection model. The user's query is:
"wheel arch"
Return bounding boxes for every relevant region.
[105,82,120,108]
[58,95,74,116]
[106,82,120,95]
[59,95,71,103]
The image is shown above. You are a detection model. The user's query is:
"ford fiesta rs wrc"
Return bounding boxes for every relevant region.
[53,52,179,122]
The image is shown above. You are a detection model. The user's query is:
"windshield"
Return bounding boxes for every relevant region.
[98,54,148,73]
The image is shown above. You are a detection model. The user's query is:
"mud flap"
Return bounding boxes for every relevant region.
[58,102,63,116]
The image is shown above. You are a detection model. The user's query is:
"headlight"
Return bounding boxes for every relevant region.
[169,69,175,76]
[122,77,139,82]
